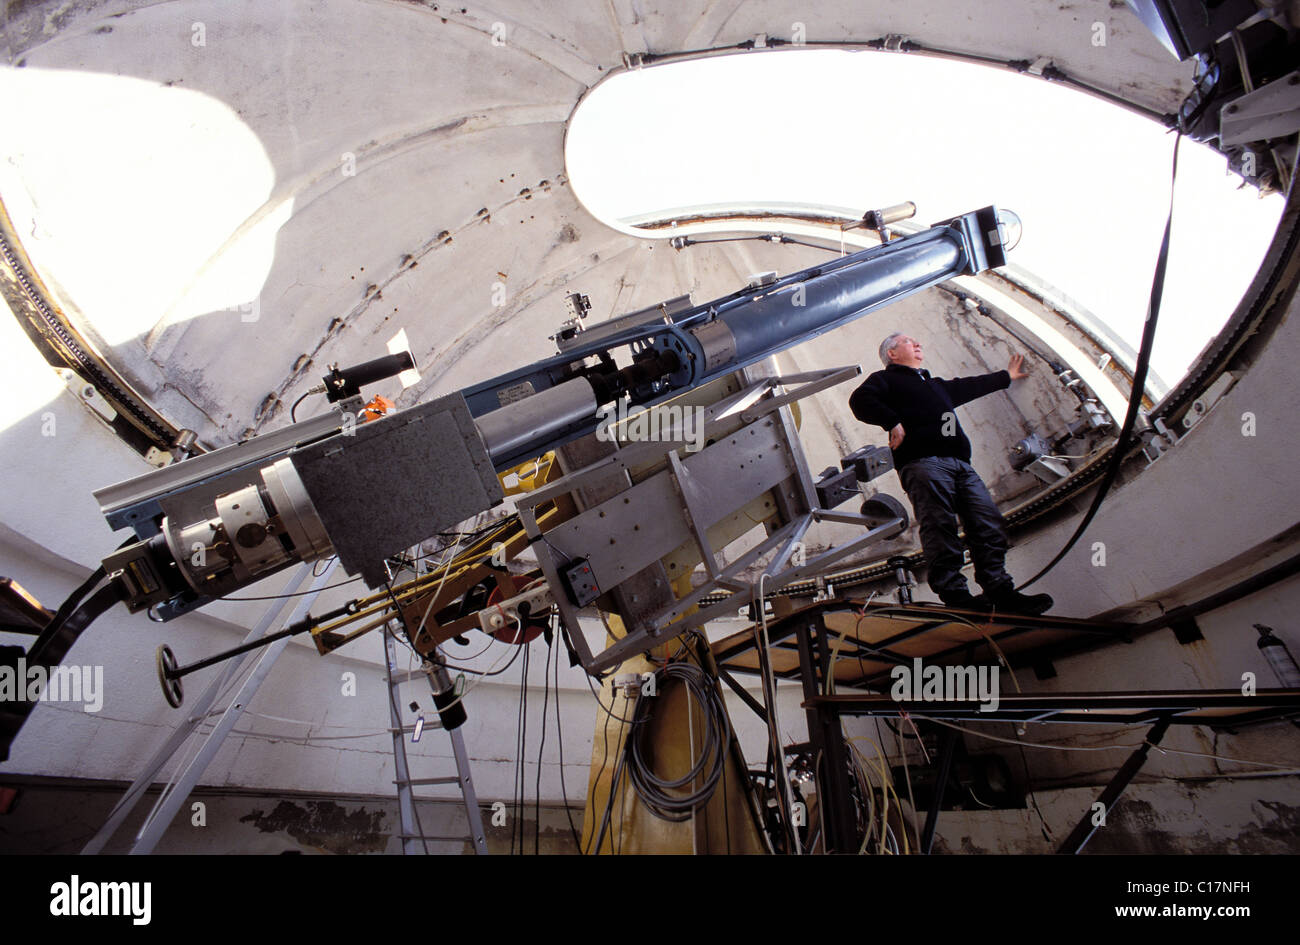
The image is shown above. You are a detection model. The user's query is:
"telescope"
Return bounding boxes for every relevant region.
[95,205,1013,620]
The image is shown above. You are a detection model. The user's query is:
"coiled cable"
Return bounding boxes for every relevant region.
[625,660,731,822]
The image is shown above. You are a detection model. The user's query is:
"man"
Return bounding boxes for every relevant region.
[849,332,1053,615]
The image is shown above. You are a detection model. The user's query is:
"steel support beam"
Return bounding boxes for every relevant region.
[1056,717,1173,854]
[920,728,960,855]
[795,619,857,854]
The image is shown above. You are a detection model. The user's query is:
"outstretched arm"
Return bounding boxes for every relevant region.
[939,355,1024,407]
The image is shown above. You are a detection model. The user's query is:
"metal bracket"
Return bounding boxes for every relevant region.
[1139,415,1180,464]
[1219,71,1300,148]
[516,366,900,674]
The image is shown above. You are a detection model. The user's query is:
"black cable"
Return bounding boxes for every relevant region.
[29,569,103,654]
[440,633,498,664]
[761,743,777,842]
[215,575,363,601]
[551,626,583,850]
[436,516,517,541]
[520,641,531,854]
[443,642,524,677]
[511,640,528,855]
[843,608,879,683]
[381,576,428,658]
[583,700,615,855]
[385,622,425,662]
[1018,132,1182,590]
[583,647,682,853]
[616,740,626,856]
[536,635,550,855]
[687,631,733,852]
[414,517,515,565]
[29,537,132,657]
[625,661,731,822]
[584,670,642,725]
[24,582,123,672]
[510,648,521,855]
[592,721,632,855]
[3,584,123,762]
[40,553,117,636]
[289,390,316,423]
[721,714,732,855]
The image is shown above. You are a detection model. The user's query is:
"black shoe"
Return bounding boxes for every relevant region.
[938,589,984,611]
[983,587,1053,616]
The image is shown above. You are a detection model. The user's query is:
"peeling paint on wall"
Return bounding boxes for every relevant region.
[239,800,389,855]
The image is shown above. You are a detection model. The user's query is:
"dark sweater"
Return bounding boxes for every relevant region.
[849,363,1010,470]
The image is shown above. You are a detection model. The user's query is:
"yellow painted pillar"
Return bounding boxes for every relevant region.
[579,610,767,853]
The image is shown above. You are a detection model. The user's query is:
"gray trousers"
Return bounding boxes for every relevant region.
[897,456,1014,599]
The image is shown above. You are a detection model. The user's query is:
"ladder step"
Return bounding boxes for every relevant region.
[384,651,487,854]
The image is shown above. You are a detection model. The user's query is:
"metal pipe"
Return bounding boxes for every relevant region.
[1056,717,1172,854]
[724,237,961,358]
[474,377,598,462]
[920,728,960,854]
[871,201,918,226]
[459,206,1005,435]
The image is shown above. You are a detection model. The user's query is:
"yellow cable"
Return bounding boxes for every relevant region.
[848,733,916,855]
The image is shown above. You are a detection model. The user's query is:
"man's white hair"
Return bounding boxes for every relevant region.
[879,332,908,368]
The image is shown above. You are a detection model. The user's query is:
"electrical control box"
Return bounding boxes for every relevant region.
[559,557,600,607]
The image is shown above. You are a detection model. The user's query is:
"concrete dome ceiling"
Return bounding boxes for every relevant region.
[7,2,1300,860]
[0,0,1196,453]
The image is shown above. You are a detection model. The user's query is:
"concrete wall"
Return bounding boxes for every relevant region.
[0,776,585,854]
[930,774,1300,855]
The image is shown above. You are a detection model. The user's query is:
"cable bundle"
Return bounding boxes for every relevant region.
[625,661,731,822]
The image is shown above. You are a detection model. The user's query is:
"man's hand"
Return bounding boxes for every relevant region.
[889,423,905,450]
[1007,353,1028,381]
